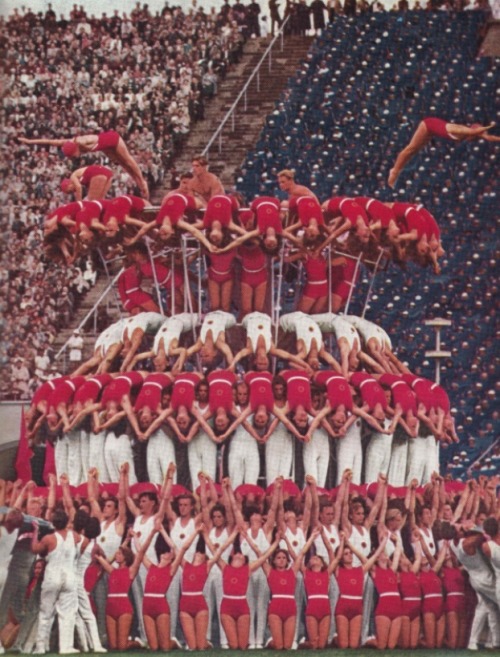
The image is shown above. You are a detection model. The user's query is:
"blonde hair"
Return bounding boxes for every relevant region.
[278,169,295,179]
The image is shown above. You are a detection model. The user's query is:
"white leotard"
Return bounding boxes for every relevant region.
[170,517,197,563]
[349,525,371,567]
[280,311,323,354]
[343,315,392,349]
[241,527,270,562]
[200,311,236,344]
[314,523,340,560]
[95,319,126,356]
[122,312,165,342]
[153,313,195,355]
[99,519,123,560]
[312,312,360,350]
[242,312,272,354]
[132,514,157,564]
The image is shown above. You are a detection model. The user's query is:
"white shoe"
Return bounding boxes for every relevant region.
[170,637,182,649]
[291,640,298,650]
[93,648,107,654]
[221,645,229,650]
[255,645,263,650]
[60,650,80,655]
[467,644,479,651]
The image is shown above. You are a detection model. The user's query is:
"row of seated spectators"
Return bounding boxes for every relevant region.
[235,11,498,469]
[0,1,255,398]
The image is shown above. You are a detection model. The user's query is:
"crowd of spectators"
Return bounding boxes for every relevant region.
[0,1,258,399]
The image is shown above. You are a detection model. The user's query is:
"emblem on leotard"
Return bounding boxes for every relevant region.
[339,384,345,391]
[361,542,367,548]
[189,573,195,581]
[280,578,287,585]
[217,389,222,396]
[145,389,151,396]
[214,543,220,549]
[259,386,265,393]
[329,538,336,544]
[292,541,298,547]
[315,578,322,585]
[350,578,357,585]
[100,536,106,542]
[231,577,238,584]
[180,533,185,539]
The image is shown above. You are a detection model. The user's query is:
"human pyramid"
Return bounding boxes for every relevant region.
[1,124,498,656]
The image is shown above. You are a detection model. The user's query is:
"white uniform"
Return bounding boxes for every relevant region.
[336,417,363,485]
[486,540,500,605]
[242,312,272,353]
[418,527,437,557]
[406,430,432,485]
[343,315,392,349]
[55,428,83,485]
[228,420,260,487]
[153,313,196,355]
[131,513,158,642]
[303,425,330,488]
[147,428,177,485]
[187,428,217,485]
[75,539,105,652]
[387,433,408,487]
[98,519,123,561]
[241,528,270,648]
[168,517,197,643]
[0,526,19,599]
[121,311,165,342]
[88,429,107,479]
[265,421,293,484]
[205,526,231,647]
[311,312,360,350]
[364,418,393,483]
[314,523,340,643]
[35,531,78,654]
[200,310,236,343]
[94,319,126,358]
[103,430,137,483]
[349,525,371,567]
[280,311,323,354]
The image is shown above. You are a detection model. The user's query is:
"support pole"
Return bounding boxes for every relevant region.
[145,238,164,316]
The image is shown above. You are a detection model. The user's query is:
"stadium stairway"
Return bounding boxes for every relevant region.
[154,35,313,198]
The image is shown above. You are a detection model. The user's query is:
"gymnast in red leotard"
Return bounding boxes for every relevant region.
[285,240,329,313]
[61,164,113,202]
[19,131,151,198]
[388,118,498,187]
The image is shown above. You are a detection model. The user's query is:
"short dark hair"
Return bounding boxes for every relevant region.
[52,509,69,530]
[85,517,101,540]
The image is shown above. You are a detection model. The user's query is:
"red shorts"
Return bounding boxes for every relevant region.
[303,280,328,299]
[444,593,465,614]
[156,195,190,226]
[423,117,451,140]
[49,380,78,407]
[106,596,133,620]
[208,266,233,285]
[123,289,155,312]
[220,597,249,620]
[268,598,296,622]
[306,598,330,621]
[179,593,208,617]
[331,258,358,302]
[335,598,363,621]
[375,596,402,620]
[402,599,422,621]
[97,130,120,150]
[364,199,394,228]
[143,595,170,619]
[241,265,267,289]
[422,596,444,619]
[103,198,130,225]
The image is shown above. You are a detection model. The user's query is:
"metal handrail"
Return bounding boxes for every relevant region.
[202,15,291,159]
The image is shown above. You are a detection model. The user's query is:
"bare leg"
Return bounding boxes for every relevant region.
[156,614,171,650]
[236,615,250,649]
[305,616,319,649]
[387,617,402,649]
[87,175,113,201]
[179,612,197,650]
[113,139,149,199]
[388,121,430,188]
[144,615,159,651]
[447,122,495,139]
[253,281,267,313]
[335,615,349,649]
[317,615,330,649]
[268,614,284,649]
[194,610,209,649]
[349,615,362,648]
[220,280,234,313]
[208,279,221,311]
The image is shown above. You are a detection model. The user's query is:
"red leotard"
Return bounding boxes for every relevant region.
[48,376,86,407]
[331,257,359,304]
[106,567,133,619]
[399,570,422,621]
[303,254,328,299]
[203,195,238,228]
[32,377,67,406]
[156,193,197,226]
[304,569,330,620]
[47,202,84,225]
[139,260,184,291]
[290,196,324,227]
[73,374,114,405]
[378,374,417,414]
[142,565,172,619]
[415,206,440,240]
[373,566,402,620]
[268,568,297,622]
[220,564,250,620]
[134,373,173,412]
[117,266,153,312]
[103,195,147,225]
[356,197,395,229]
[80,165,113,186]
[420,570,444,619]
[179,562,209,616]
[349,373,387,411]
[325,197,368,227]
[207,250,236,284]
[171,373,200,411]
[93,130,121,151]
[281,370,312,412]
[442,566,466,614]
[101,372,144,405]
[239,244,267,288]
[245,372,274,413]
[207,370,236,414]
[392,203,427,239]
[250,197,282,234]
[335,566,364,620]
[423,118,454,140]
[315,372,353,411]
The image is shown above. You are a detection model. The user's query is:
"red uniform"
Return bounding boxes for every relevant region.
[392,203,427,239]
[373,566,402,620]
[139,260,184,290]
[80,165,113,186]
[203,195,238,228]
[423,117,455,140]
[103,195,147,225]
[335,566,364,620]
[250,197,282,234]
[349,373,387,411]
[268,568,297,621]
[442,566,466,614]
[48,376,86,407]
[221,564,250,619]
[47,202,84,225]
[245,372,274,412]
[179,562,209,616]
[32,377,67,406]
[303,254,328,299]
[171,373,200,411]
[304,569,330,620]
[134,373,173,412]
[101,372,144,405]
[399,570,422,620]
[73,374,114,405]
[156,193,197,226]
[356,197,395,229]
[281,370,312,412]
[416,206,440,240]
[207,370,236,414]
[239,244,267,288]
[117,265,153,312]
[142,565,172,619]
[420,570,444,619]
[402,374,449,413]
[207,250,236,284]
[315,372,353,411]
[331,257,359,304]
[289,196,324,226]
[73,199,111,232]
[378,374,417,414]
[324,197,368,227]
[106,567,133,619]
[92,130,121,151]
